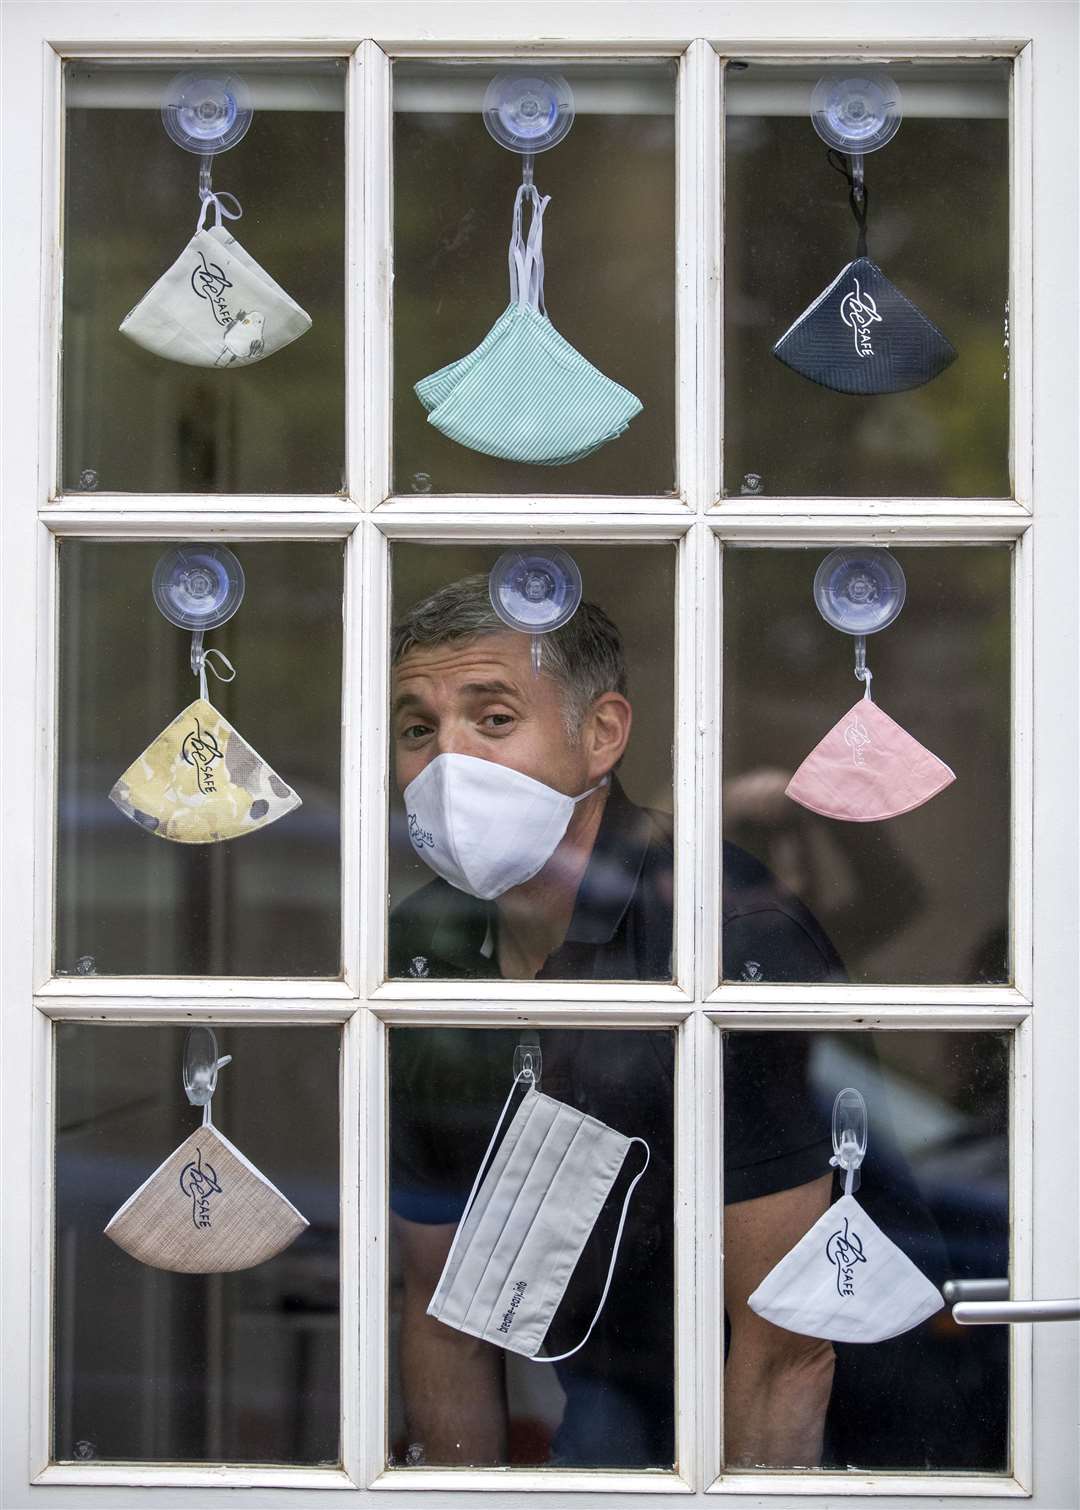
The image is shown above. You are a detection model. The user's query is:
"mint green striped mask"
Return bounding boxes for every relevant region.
[415,185,642,466]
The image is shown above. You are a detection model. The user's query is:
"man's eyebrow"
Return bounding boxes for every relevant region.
[391,691,429,717]
[459,680,522,700]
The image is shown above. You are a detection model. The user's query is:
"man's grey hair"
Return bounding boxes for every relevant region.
[392,573,628,738]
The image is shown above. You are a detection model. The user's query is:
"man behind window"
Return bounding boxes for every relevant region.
[388,574,843,1469]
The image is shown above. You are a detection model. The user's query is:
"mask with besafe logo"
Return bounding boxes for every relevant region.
[105,1029,308,1274]
[110,694,301,844]
[772,151,956,395]
[428,1069,650,1361]
[748,1089,943,1344]
[119,192,311,368]
[786,682,956,823]
[404,752,606,900]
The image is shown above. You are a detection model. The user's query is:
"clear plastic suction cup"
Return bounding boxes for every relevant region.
[813,548,906,636]
[483,71,575,155]
[162,70,253,156]
[152,544,246,632]
[810,71,902,154]
[489,547,583,635]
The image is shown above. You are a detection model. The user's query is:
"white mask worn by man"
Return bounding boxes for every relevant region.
[748,1143,943,1344]
[119,191,311,368]
[428,1071,650,1361]
[404,752,606,900]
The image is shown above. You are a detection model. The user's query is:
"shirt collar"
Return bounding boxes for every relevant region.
[428,776,652,969]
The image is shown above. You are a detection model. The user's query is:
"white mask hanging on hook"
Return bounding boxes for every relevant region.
[104,1028,308,1273]
[748,1087,943,1344]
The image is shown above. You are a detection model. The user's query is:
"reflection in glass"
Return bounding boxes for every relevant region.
[724,60,1010,497]
[723,547,1010,985]
[388,1027,675,1469]
[62,61,346,494]
[387,544,676,981]
[53,1024,341,1465]
[392,62,677,495]
[55,541,343,977]
[722,1029,1009,1473]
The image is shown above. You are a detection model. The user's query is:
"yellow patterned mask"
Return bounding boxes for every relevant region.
[110,696,301,844]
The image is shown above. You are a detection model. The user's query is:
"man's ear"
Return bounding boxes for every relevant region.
[584,693,632,782]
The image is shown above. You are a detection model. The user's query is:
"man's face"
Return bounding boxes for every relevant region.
[392,632,592,796]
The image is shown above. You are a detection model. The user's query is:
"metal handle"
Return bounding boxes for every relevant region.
[943,1278,1010,1303]
[952,1298,1080,1326]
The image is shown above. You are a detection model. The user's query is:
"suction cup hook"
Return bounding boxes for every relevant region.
[489,547,583,675]
[810,70,902,159]
[153,544,246,633]
[483,71,575,156]
[829,1086,869,1195]
[814,548,905,698]
[162,70,253,157]
[183,1026,233,1125]
[813,548,906,637]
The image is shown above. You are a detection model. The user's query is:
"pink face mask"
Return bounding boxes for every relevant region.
[786,688,956,823]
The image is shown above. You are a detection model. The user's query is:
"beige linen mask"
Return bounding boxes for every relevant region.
[109,695,300,844]
[105,1121,308,1273]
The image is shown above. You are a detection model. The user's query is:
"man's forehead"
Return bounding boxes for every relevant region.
[392,633,534,693]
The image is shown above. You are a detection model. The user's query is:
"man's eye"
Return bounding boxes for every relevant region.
[481,713,515,730]
[401,723,432,741]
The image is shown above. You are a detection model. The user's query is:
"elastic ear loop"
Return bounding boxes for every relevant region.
[195,646,237,703]
[826,149,870,259]
[439,1069,532,1283]
[532,1135,651,1364]
[195,190,243,235]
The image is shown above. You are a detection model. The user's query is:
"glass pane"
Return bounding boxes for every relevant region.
[723,60,1010,498]
[723,546,1010,985]
[388,1026,675,1469]
[62,61,346,494]
[55,540,343,977]
[721,1028,1009,1473]
[392,61,677,496]
[53,1024,341,1465]
[387,543,676,981]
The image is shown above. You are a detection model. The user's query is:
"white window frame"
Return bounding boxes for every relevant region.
[1,4,1076,1509]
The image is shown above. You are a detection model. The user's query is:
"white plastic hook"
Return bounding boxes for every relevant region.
[182,1026,233,1127]
[513,1036,542,1089]
[829,1086,869,1196]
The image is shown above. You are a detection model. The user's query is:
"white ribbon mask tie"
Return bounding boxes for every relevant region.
[119,191,312,368]
[428,1071,650,1361]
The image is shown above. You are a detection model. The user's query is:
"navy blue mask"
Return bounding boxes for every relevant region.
[773,254,957,395]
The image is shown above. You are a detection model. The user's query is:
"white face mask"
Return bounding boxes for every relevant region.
[747,1187,943,1344]
[119,192,311,368]
[428,1075,650,1361]
[403,752,604,900]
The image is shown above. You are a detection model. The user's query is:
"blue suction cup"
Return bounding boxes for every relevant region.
[810,71,902,154]
[162,70,253,156]
[483,71,575,155]
[813,548,906,636]
[152,544,246,632]
[489,547,582,635]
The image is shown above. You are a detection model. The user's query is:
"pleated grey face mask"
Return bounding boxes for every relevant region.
[415,184,642,465]
[428,1072,650,1361]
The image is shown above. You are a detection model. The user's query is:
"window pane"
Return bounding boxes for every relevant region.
[723,546,1010,985]
[392,61,676,496]
[55,540,343,977]
[388,1026,675,1469]
[723,60,1010,498]
[721,1028,1009,1473]
[387,543,676,981]
[62,61,346,494]
[53,1024,341,1465]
